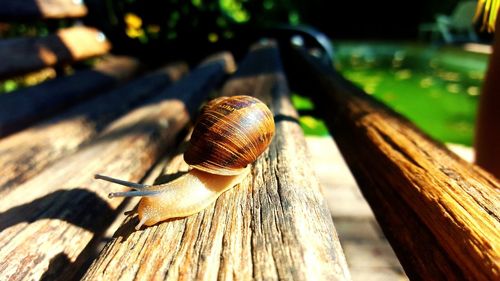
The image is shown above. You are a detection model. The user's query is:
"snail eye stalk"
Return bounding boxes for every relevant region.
[94,174,150,190]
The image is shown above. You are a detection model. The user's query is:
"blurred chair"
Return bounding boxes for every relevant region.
[419,1,478,43]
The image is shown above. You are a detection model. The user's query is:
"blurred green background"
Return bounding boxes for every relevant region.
[293,42,488,146]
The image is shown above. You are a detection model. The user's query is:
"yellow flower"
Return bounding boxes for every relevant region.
[126,27,144,39]
[125,13,142,29]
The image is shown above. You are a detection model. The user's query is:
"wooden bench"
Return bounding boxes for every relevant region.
[0,1,498,280]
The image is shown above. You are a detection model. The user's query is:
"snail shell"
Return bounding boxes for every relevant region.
[97,95,275,229]
[184,95,275,175]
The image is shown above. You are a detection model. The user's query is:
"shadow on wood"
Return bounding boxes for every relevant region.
[273,113,300,126]
[0,188,114,233]
[39,253,72,281]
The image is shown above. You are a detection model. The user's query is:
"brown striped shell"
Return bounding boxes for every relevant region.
[184,95,275,175]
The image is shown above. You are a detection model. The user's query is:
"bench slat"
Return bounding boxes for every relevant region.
[0,54,232,281]
[82,42,350,281]
[0,61,187,195]
[286,47,500,281]
[0,26,111,78]
[0,0,87,19]
[0,56,141,137]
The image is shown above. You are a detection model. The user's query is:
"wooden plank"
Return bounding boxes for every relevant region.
[0,61,187,195]
[82,41,350,281]
[0,52,233,281]
[0,0,87,19]
[0,55,142,137]
[0,26,111,78]
[285,47,500,280]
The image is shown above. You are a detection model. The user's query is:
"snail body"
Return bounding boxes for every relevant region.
[95,95,274,229]
[135,168,250,226]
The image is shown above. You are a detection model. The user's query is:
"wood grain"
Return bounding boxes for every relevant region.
[83,41,350,281]
[0,61,187,195]
[285,47,500,281]
[0,53,231,281]
[0,56,142,137]
[0,26,111,78]
[0,0,88,19]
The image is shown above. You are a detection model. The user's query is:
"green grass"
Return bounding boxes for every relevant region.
[292,41,488,146]
[291,94,330,136]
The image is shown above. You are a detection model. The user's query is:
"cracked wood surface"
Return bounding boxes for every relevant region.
[0,54,231,281]
[286,47,500,281]
[83,42,350,281]
[0,61,187,194]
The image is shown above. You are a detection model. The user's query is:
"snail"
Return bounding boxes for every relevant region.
[95,95,275,229]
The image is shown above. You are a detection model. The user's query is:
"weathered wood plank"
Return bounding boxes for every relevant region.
[285,47,500,280]
[0,53,233,281]
[0,0,88,19]
[0,56,141,137]
[0,61,187,195]
[0,26,111,78]
[83,41,350,281]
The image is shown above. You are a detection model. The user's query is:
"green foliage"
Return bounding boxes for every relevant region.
[219,0,250,23]
[105,0,301,47]
[0,22,50,39]
[3,80,18,92]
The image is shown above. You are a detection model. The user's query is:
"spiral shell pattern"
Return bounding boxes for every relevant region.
[184,95,275,175]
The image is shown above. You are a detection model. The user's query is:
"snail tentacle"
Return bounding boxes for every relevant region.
[95,174,150,190]
[136,216,149,230]
[108,190,163,198]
